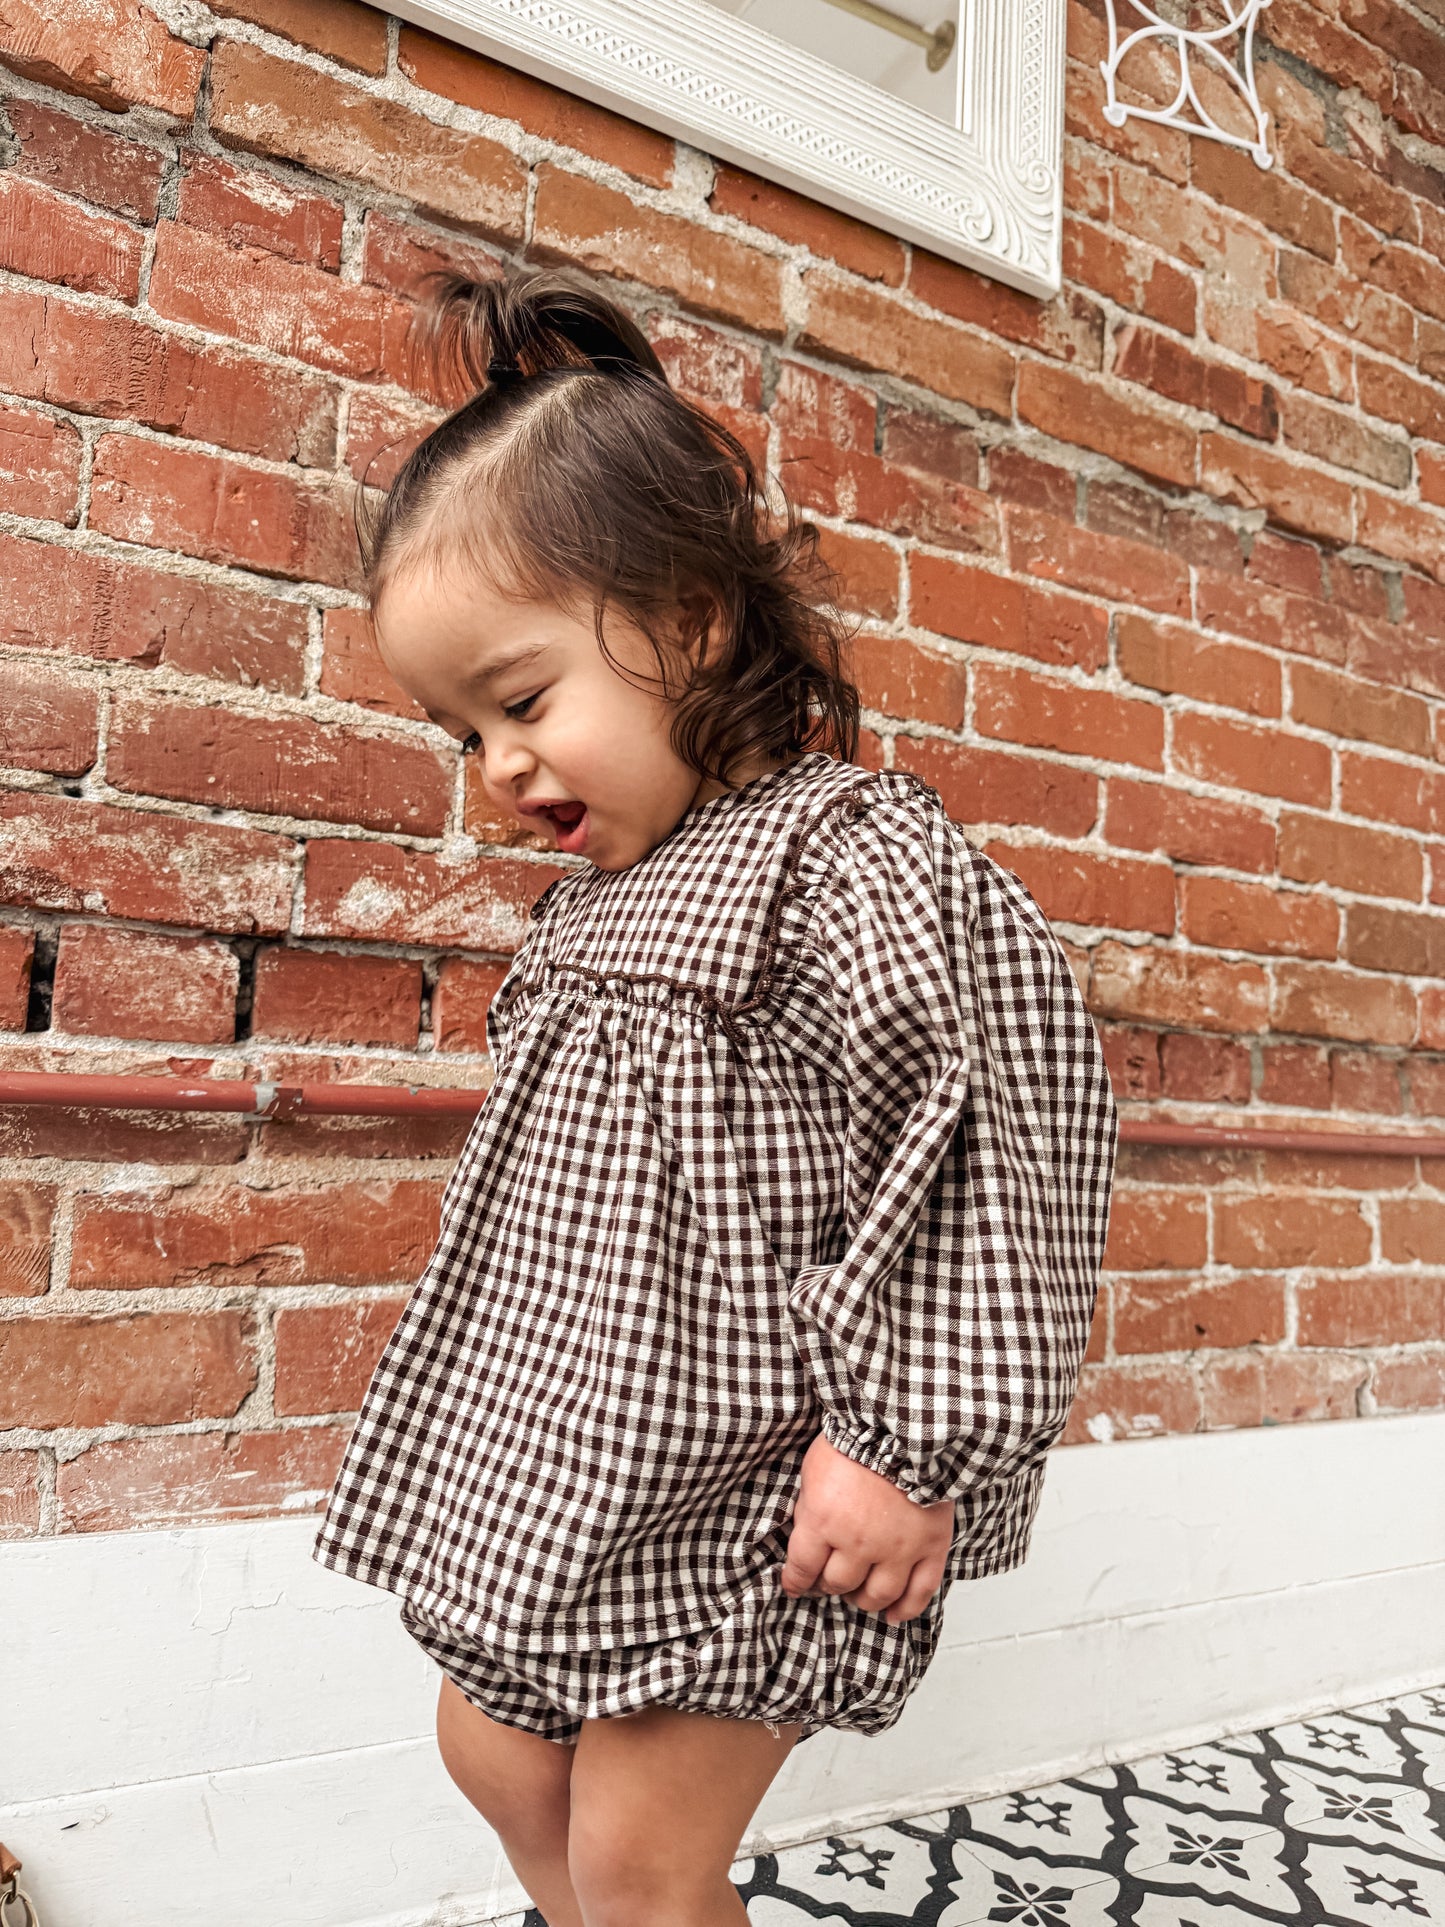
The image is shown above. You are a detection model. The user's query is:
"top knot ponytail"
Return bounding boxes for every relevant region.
[417,265,668,399]
[361,261,859,785]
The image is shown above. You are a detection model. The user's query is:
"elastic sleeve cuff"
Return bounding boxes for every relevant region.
[819,1414,949,1509]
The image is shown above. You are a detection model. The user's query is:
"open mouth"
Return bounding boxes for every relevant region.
[540,801,589,853]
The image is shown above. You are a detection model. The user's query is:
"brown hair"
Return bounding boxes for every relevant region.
[360,265,860,786]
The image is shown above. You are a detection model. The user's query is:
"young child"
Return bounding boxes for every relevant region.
[313,264,1118,1927]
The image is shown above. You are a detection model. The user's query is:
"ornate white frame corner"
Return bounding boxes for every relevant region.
[386,0,1068,298]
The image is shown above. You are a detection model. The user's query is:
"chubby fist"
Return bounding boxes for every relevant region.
[779,1432,955,1626]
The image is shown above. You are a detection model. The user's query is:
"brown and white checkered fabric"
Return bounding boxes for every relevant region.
[314,752,1118,1722]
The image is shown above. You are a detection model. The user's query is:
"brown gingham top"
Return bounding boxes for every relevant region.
[313,752,1118,1656]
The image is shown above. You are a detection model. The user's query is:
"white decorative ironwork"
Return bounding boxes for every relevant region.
[386,0,1068,295]
[1100,0,1274,170]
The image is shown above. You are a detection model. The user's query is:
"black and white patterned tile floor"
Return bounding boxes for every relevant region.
[729,1685,1445,1924]
[516,1682,1445,1925]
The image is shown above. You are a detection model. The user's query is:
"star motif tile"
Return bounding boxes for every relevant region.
[717,1678,1445,1925]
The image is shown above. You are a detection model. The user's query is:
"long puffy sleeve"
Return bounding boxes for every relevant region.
[786,783,1116,1511]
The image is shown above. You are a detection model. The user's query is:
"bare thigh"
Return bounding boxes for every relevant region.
[435,1677,575,1846]
[567,1706,805,1923]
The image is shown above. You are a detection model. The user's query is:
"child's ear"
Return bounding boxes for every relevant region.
[675,590,721,661]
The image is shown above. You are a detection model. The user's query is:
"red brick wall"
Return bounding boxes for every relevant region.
[1,0,1442,1540]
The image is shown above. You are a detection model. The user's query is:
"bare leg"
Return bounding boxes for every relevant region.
[567,1705,804,1927]
[435,1677,585,1927]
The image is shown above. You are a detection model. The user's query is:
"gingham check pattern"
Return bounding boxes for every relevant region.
[313,752,1118,1666]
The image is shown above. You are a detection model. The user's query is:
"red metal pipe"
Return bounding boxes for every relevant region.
[0,1069,1441,1155]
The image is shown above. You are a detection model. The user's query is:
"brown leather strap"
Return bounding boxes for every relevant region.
[0,1840,19,1881]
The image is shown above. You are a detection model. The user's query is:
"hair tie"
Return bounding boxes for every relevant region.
[487,359,522,386]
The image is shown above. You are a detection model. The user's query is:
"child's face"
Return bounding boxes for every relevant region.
[373,560,757,871]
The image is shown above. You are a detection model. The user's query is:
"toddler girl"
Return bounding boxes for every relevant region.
[313,264,1118,1927]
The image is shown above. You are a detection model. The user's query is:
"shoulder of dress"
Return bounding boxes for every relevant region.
[527,868,587,923]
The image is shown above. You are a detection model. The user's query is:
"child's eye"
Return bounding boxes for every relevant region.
[504,692,540,721]
[460,731,481,755]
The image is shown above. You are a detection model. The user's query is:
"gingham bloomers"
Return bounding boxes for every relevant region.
[313,752,1118,1728]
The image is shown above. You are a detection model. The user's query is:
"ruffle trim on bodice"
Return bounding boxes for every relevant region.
[502,763,945,1050]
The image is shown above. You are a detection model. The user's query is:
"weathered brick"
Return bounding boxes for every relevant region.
[1105,778,1277,873]
[1180,875,1338,959]
[0,792,294,934]
[399,25,673,188]
[1061,1362,1202,1444]
[1215,1193,1372,1269]
[1330,1047,1403,1115]
[1199,1351,1367,1428]
[1278,247,1416,364]
[1289,663,1432,759]
[1062,219,1197,335]
[210,41,527,239]
[1345,903,1445,977]
[431,955,508,1054]
[1113,321,1279,439]
[148,221,411,387]
[798,270,1015,416]
[1173,711,1333,806]
[71,1177,441,1288]
[1017,360,1196,489]
[1298,1271,1445,1348]
[911,249,1104,365]
[0,286,338,466]
[814,530,901,623]
[107,692,451,834]
[0,1182,55,1298]
[1117,613,1281,716]
[1006,506,1191,616]
[301,839,560,949]
[1371,1349,1445,1416]
[56,1426,347,1533]
[359,210,503,303]
[274,1296,408,1414]
[209,0,388,74]
[909,554,1108,672]
[1160,1030,1252,1103]
[176,152,345,271]
[975,662,1164,769]
[1190,137,1336,259]
[0,658,98,773]
[1380,1197,1445,1265]
[1281,393,1413,490]
[1203,289,1354,403]
[1280,810,1424,901]
[0,0,206,115]
[0,172,141,302]
[988,840,1176,934]
[0,532,309,693]
[0,1312,256,1429]
[1339,749,1445,836]
[0,400,81,523]
[89,434,361,589]
[252,948,424,1047]
[781,430,997,557]
[531,164,785,340]
[1356,489,1445,583]
[1271,961,1417,1045]
[1199,431,1355,545]
[1090,939,1271,1032]
[7,99,167,222]
[1104,1190,1208,1271]
[0,927,35,1033]
[708,162,902,285]
[1114,1274,1286,1353]
[318,605,428,721]
[894,734,1100,841]
[51,923,238,1044]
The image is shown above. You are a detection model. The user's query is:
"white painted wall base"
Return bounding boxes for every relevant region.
[6,1412,1444,1927]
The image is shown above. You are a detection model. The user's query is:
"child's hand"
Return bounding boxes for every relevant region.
[779,1432,955,1626]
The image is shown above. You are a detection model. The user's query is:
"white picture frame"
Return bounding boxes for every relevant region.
[386,0,1067,298]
